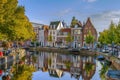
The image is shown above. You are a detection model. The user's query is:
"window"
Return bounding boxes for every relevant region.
[74,36,77,41]
[78,30,81,34]
[64,32,67,35]
[75,25,77,28]
[53,31,55,34]
[74,30,78,34]
[54,25,56,29]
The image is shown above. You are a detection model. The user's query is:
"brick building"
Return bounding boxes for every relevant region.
[82,17,97,47]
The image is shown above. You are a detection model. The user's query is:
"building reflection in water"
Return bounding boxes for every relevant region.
[0,56,15,71]
[36,52,96,80]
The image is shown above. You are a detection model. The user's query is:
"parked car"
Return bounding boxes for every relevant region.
[102,49,109,53]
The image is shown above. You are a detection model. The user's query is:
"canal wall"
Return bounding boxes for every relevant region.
[0,49,26,65]
[29,47,97,56]
[96,51,120,70]
[110,57,120,70]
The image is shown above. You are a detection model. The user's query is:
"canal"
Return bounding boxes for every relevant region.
[0,51,116,80]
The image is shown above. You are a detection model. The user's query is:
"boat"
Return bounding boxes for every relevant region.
[106,70,120,80]
[97,55,105,61]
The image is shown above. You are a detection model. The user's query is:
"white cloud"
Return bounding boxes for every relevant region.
[83,0,97,2]
[90,10,120,32]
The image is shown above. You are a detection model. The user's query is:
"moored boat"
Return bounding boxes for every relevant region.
[106,70,120,80]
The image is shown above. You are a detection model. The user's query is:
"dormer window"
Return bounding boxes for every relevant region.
[75,25,77,28]
[50,25,52,29]
[54,25,56,29]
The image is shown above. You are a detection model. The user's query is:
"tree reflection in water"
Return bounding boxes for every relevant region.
[36,52,97,80]
[11,55,36,80]
[1,51,115,80]
[99,62,109,80]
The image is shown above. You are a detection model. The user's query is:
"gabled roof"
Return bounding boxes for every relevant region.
[72,21,82,28]
[49,21,60,29]
[83,17,97,34]
[83,17,93,28]
[77,21,82,27]
[48,69,63,78]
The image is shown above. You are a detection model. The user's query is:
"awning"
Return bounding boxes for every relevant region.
[0,52,3,57]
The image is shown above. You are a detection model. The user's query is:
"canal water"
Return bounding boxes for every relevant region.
[0,51,116,80]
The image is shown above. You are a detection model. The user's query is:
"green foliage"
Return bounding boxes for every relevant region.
[48,58,52,66]
[0,33,7,40]
[98,21,120,45]
[99,62,109,80]
[66,32,73,43]
[0,0,35,41]
[85,62,95,75]
[48,34,52,42]
[98,30,109,44]
[85,31,94,44]
[70,16,78,28]
[12,64,36,80]
[65,61,71,69]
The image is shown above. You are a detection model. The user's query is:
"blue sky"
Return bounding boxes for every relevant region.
[18,0,120,33]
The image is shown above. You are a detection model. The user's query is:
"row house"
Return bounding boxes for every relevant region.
[71,17,97,48]
[32,22,48,46]
[57,28,71,47]
[82,17,97,47]
[48,21,66,47]
[32,17,97,48]
[36,52,96,80]
[71,21,82,48]
[48,17,97,48]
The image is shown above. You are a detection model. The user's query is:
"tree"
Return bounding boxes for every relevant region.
[115,22,120,45]
[85,62,95,76]
[48,34,52,46]
[66,32,73,44]
[48,34,52,42]
[70,16,78,28]
[12,64,35,80]
[107,21,116,44]
[98,30,109,45]
[99,62,109,80]
[0,0,35,42]
[0,33,7,41]
[85,31,94,47]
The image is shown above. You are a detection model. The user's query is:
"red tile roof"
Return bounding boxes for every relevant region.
[60,28,71,33]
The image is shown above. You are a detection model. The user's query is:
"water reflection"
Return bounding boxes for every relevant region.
[34,52,96,80]
[0,51,114,80]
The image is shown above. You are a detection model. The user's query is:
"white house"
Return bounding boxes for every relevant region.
[48,21,66,47]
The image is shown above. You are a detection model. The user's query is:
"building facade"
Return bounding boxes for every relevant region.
[48,21,65,47]
[82,17,97,48]
[71,21,83,48]
[32,22,48,46]
[32,17,97,48]
[57,28,71,47]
